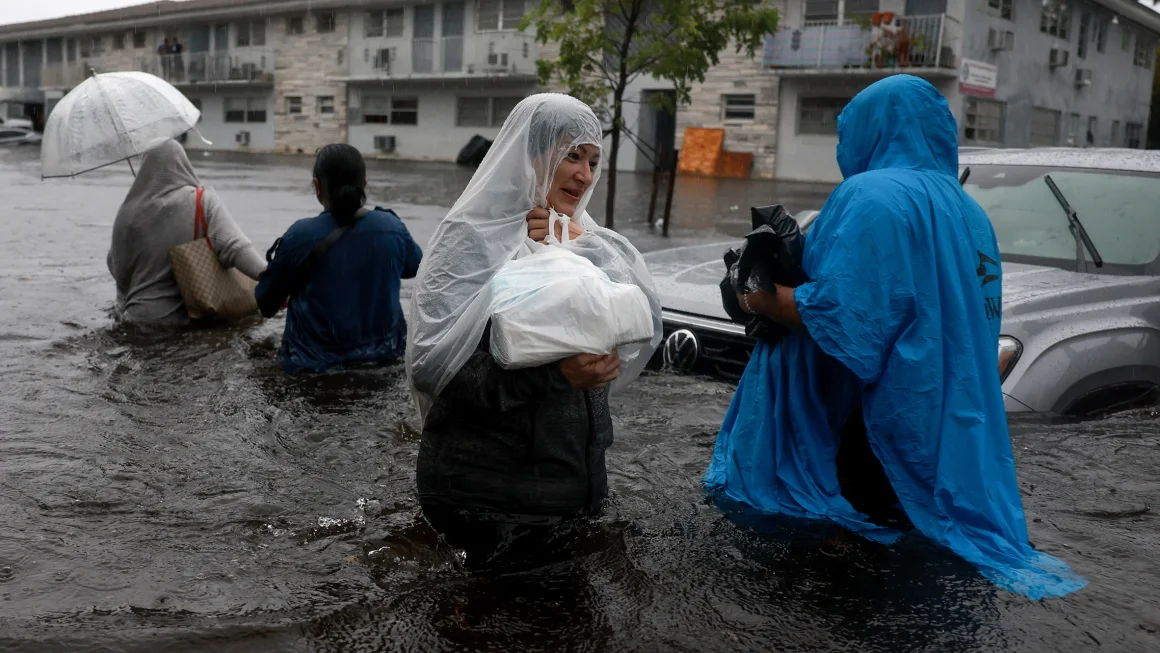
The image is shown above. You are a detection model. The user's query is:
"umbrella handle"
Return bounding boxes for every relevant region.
[128,159,136,177]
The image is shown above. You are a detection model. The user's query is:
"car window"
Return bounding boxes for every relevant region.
[0,130,26,138]
[961,165,1160,267]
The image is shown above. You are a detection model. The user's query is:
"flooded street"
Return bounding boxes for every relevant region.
[1,147,1158,652]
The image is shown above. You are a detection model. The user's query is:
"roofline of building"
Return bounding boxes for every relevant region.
[0,0,359,41]
[1094,0,1160,36]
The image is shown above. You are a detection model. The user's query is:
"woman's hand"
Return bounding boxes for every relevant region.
[526,207,584,243]
[737,286,804,331]
[737,289,776,316]
[559,350,621,390]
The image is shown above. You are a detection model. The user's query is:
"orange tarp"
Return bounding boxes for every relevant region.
[717,151,754,178]
[676,127,725,176]
[676,127,753,179]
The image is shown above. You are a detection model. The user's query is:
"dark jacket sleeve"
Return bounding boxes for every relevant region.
[436,323,574,412]
[255,225,312,318]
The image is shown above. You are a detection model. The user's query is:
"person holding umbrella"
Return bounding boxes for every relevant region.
[107,139,265,325]
[42,71,262,325]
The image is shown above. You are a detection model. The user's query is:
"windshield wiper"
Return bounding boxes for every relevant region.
[959,166,970,186]
[1044,175,1104,269]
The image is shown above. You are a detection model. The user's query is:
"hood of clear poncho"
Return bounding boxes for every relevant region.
[405,93,662,422]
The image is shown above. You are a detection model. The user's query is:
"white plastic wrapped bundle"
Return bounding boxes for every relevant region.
[405,93,662,422]
[489,246,655,370]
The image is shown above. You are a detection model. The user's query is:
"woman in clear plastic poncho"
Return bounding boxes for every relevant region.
[406,93,662,568]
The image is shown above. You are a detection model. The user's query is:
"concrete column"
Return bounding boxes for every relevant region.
[1,46,6,87]
[17,40,23,87]
[837,0,846,26]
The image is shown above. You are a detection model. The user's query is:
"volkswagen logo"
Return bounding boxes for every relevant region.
[663,329,699,373]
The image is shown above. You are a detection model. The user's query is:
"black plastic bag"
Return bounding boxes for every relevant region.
[719,205,809,344]
[456,135,492,167]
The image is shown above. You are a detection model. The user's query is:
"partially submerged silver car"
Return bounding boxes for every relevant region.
[644,148,1160,416]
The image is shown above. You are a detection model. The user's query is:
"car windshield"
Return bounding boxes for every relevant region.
[960,164,1160,267]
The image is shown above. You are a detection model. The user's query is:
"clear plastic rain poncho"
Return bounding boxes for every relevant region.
[406,93,663,421]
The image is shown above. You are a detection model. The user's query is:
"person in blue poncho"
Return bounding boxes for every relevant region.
[705,75,1086,599]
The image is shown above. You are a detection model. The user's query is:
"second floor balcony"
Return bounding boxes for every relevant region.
[139,51,274,86]
[764,12,961,76]
[345,32,536,81]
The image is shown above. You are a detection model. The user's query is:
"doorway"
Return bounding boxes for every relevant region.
[635,89,677,172]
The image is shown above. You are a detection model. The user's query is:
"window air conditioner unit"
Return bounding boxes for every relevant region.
[235,131,250,146]
[987,28,1014,51]
[374,135,396,153]
[1049,48,1069,68]
[1075,68,1093,87]
[486,51,509,67]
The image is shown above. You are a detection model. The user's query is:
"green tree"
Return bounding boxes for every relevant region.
[524,0,779,229]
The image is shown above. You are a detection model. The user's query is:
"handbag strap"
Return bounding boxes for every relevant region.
[194,186,215,252]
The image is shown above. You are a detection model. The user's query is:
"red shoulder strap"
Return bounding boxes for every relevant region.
[194,186,215,252]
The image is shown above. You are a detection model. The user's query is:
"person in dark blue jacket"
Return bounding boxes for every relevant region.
[256,144,422,373]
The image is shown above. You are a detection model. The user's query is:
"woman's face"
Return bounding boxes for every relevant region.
[546,144,600,217]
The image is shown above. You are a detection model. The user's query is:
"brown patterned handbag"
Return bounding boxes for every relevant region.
[169,187,259,321]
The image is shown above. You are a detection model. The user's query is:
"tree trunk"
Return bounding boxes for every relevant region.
[605,101,623,230]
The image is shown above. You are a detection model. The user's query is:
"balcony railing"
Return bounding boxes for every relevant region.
[355,34,533,79]
[138,51,274,85]
[764,14,960,72]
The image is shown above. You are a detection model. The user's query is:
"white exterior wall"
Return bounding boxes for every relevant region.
[347,83,536,160]
[184,91,276,151]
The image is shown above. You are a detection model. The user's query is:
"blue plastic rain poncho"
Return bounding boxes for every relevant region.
[704,75,1085,599]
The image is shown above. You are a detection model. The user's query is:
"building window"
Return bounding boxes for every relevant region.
[1123,28,1132,52]
[1134,40,1153,68]
[963,97,1004,145]
[317,12,337,34]
[1085,116,1097,146]
[362,96,419,124]
[798,97,848,135]
[112,33,125,50]
[79,37,103,58]
[247,97,267,123]
[722,94,756,121]
[190,98,202,123]
[477,0,525,31]
[225,97,246,123]
[286,96,303,115]
[456,96,521,127]
[133,30,147,49]
[1126,122,1144,149]
[1111,120,1120,145]
[457,97,490,126]
[368,8,405,37]
[367,11,385,38]
[391,97,419,125]
[803,0,839,25]
[226,97,268,123]
[1040,0,1070,40]
[237,21,266,47]
[1029,107,1061,147]
[386,9,405,37]
[1066,112,1080,146]
[318,96,335,115]
[1077,12,1090,59]
[1095,17,1107,53]
[364,96,390,123]
[287,16,304,35]
[987,0,1013,21]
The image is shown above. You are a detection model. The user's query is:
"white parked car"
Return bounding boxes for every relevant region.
[0,127,42,146]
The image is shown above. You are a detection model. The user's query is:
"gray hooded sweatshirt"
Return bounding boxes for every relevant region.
[106,140,266,325]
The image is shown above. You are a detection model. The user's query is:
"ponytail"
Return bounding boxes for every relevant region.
[313,144,367,226]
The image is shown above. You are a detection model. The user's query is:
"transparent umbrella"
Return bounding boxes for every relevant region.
[40,71,206,179]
